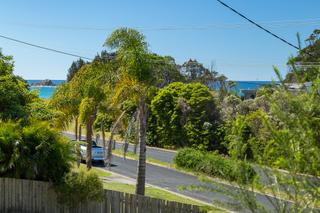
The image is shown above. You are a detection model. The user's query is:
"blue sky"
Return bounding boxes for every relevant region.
[0,0,319,80]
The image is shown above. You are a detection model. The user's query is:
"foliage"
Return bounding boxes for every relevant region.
[78,97,97,124]
[0,121,74,183]
[106,28,152,84]
[220,94,242,121]
[255,84,277,97]
[93,112,114,131]
[225,110,270,161]
[105,28,153,195]
[0,50,35,121]
[262,87,320,175]
[150,55,184,88]
[180,59,218,86]
[21,122,74,182]
[0,121,20,174]
[148,82,223,151]
[216,71,320,211]
[66,58,86,82]
[285,29,320,83]
[226,82,320,176]
[56,168,104,208]
[52,56,118,168]
[28,98,57,122]
[50,83,80,129]
[93,50,116,63]
[174,148,256,184]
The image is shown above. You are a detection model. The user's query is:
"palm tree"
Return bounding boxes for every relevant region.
[50,83,80,135]
[105,28,154,195]
[67,61,115,169]
[78,97,98,169]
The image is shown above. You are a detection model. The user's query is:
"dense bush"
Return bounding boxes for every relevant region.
[225,110,270,161]
[225,84,320,176]
[174,148,256,184]
[56,168,104,208]
[0,121,74,183]
[0,122,20,174]
[148,82,223,151]
[28,99,57,122]
[0,51,36,121]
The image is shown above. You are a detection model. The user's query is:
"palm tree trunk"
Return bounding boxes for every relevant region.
[133,111,139,154]
[79,124,82,140]
[86,115,95,170]
[136,97,147,195]
[106,110,126,167]
[75,116,78,141]
[101,121,106,164]
[124,111,136,159]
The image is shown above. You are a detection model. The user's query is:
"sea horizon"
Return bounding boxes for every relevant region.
[27,79,275,99]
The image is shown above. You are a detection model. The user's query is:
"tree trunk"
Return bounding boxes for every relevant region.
[75,116,78,141]
[79,124,82,140]
[133,111,139,154]
[86,115,95,170]
[124,111,136,159]
[106,110,126,167]
[136,97,147,195]
[101,121,106,165]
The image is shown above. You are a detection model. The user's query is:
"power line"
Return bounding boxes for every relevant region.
[0,34,93,60]
[215,0,300,50]
[10,18,320,32]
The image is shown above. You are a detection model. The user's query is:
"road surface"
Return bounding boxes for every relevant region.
[63,132,288,212]
[63,131,176,163]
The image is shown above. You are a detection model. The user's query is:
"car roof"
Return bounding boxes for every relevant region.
[72,140,100,147]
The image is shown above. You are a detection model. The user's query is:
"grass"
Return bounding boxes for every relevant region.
[112,148,175,168]
[72,164,112,178]
[103,182,225,212]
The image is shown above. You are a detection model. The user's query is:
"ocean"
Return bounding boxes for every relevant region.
[28,80,65,99]
[27,80,274,99]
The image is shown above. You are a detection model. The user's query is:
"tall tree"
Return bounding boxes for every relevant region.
[50,83,80,133]
[150,55,183,88]
[70,61,116,169]
[78,97,97,169]
[105,28,156,195]
[53,56,117,169]
[0,50,34,121]
[66,58,86,82]
[180,59,218,86]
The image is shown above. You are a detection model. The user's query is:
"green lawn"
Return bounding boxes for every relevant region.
[73,164,112,178]
[113,148,175,168]
[103,182,225,213]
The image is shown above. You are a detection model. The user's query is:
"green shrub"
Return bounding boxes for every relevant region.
[174,148,256,184]
[0,50,36,121]
[19,122,74,182]
[173,148,204,169]
[0,121,74,183]
[56,168,104,208]
[0,121,21,175]
[148,82,223,151]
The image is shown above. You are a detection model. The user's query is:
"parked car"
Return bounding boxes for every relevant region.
[72,140,105,164]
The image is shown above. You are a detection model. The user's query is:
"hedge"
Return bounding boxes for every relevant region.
[174,148,256,184]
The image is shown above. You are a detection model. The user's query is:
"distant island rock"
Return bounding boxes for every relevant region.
[31,79,56,86]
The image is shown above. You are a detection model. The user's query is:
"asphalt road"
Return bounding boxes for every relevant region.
[63,132,287,212]
[63,131,176,163]
[105,156,292,212]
